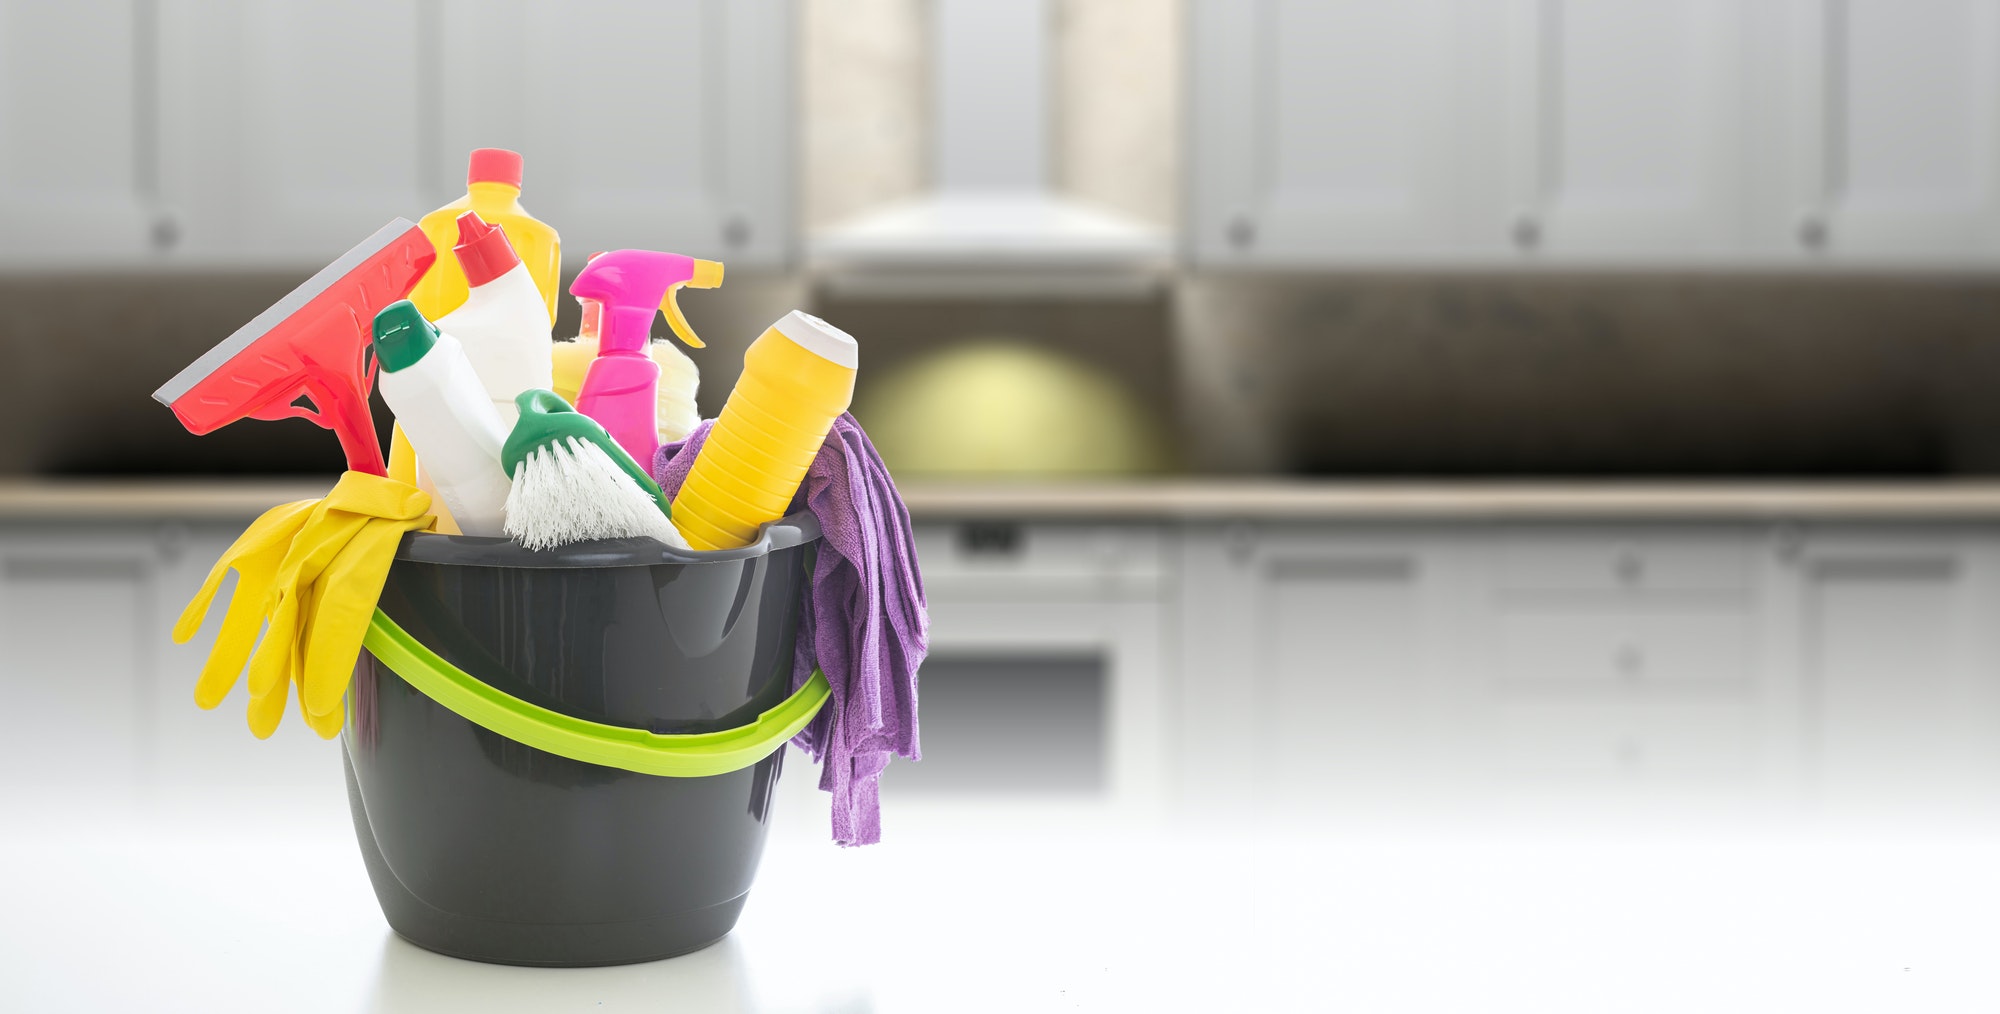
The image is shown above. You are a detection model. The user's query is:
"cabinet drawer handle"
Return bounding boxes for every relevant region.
[1615,644,1644,678]
[156,522,189,562]
[1614,553,1644,586]
[723,214,751,249]
[958,522,1021,559]
[1224,523,1257,565]
[1511,213,1541,251]
[1773,523,1803,565]
[151,213,180,252]
[1226,214,1256,249]
[1797,214,1829,251]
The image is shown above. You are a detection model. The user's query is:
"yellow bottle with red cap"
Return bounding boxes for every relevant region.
[410,148,561,322]
[672,311,857,550]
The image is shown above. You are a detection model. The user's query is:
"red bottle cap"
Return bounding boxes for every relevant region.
[452,211,522,288]
[466,148,523,188]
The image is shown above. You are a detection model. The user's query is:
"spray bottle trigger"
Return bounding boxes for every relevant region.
[661,289,704,349]
[659,260,723,349]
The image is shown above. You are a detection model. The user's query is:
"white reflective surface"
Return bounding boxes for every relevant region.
[7,793,2000,1013]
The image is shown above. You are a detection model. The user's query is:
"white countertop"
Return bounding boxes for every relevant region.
[7,477,2000,522]
[9,802,1999,1012]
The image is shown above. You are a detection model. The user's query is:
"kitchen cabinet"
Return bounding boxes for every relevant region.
[1189,0,1509,266]
[434,0,794,266]
[1178,519,2000,820]
[0,526,162,807]
[0,1,162,266]
[1176,523,1777,812]
[157,1,429,263]
[0,520,340,819]
[1501,1,1752,260]
[1190,0,2000,267]
[14,508,2000,827]
[1478,527,1768,798]
[1190,0,1752,267]
[1176,524,1485,812]
[0,0,795,268]
[1776,527,2000,815]
[1776,0,2000,263]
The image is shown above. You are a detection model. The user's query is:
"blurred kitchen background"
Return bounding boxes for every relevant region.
[8,0,2000,838]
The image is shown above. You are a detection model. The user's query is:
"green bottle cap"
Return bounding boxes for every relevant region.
[372,299,438,373]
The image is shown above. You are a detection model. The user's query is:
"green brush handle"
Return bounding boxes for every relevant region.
[502,389,672,517]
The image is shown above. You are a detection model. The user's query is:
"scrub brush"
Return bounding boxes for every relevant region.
[501,389,688,551]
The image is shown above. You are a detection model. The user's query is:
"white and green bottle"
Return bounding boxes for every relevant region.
[372,300,513,536]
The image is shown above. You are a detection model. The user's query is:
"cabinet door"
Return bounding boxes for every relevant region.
[1792,531,2000,816]
[0,1,159,265]
[1503,0,1750,260]
[157,0,428,263]
[0,528,160,808]
[1178,525,1477,812]
[1188,0,1508,266]
[1781,0,2000,263]
[435,0,794,267]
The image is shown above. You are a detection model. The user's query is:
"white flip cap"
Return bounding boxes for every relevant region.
[771,310,858,369]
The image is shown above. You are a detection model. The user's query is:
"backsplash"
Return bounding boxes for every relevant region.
[9,269,1999,478]
[818,292,1178,476]
[1179,273,2000,476]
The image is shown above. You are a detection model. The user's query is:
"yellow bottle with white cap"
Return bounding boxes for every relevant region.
[672,311,857,550]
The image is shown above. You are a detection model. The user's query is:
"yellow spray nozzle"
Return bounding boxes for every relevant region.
[690,259,724,290]
[660,260,725,349]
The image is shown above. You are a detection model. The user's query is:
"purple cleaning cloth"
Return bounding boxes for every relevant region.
[655,414,925,846]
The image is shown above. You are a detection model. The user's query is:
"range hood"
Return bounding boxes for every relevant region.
[810,0,1169,297]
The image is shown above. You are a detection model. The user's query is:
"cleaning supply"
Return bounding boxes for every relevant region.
[570,250,724,467]
[670,311,858,551]
[654,414,925,846]
[152,220,434,476]
[372,301,513,536]
[410,148,561,322]
[552,337,702,443]
[501,389,686,551]
[434,211,554,426]
[552,262,703,444]
[172,472,435,739]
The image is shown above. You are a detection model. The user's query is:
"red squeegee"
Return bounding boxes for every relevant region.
[152,219,437,476]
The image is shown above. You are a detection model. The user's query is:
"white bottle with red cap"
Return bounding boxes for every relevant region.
[435,211,555,426]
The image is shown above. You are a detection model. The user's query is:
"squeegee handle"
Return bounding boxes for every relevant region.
[307,371,386,476]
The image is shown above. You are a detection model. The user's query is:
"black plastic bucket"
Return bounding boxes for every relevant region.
[341,515,823,967]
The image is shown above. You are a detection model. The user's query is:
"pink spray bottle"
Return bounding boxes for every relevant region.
[570,250,724,467]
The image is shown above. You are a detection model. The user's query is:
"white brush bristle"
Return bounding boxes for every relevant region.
[504,436,689,551]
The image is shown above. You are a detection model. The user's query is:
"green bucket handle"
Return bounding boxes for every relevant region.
[360,607,830,778]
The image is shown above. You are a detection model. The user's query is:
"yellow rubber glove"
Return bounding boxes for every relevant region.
[174,472,433,740]
[176,498,317,709]
[297,478,434,720]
